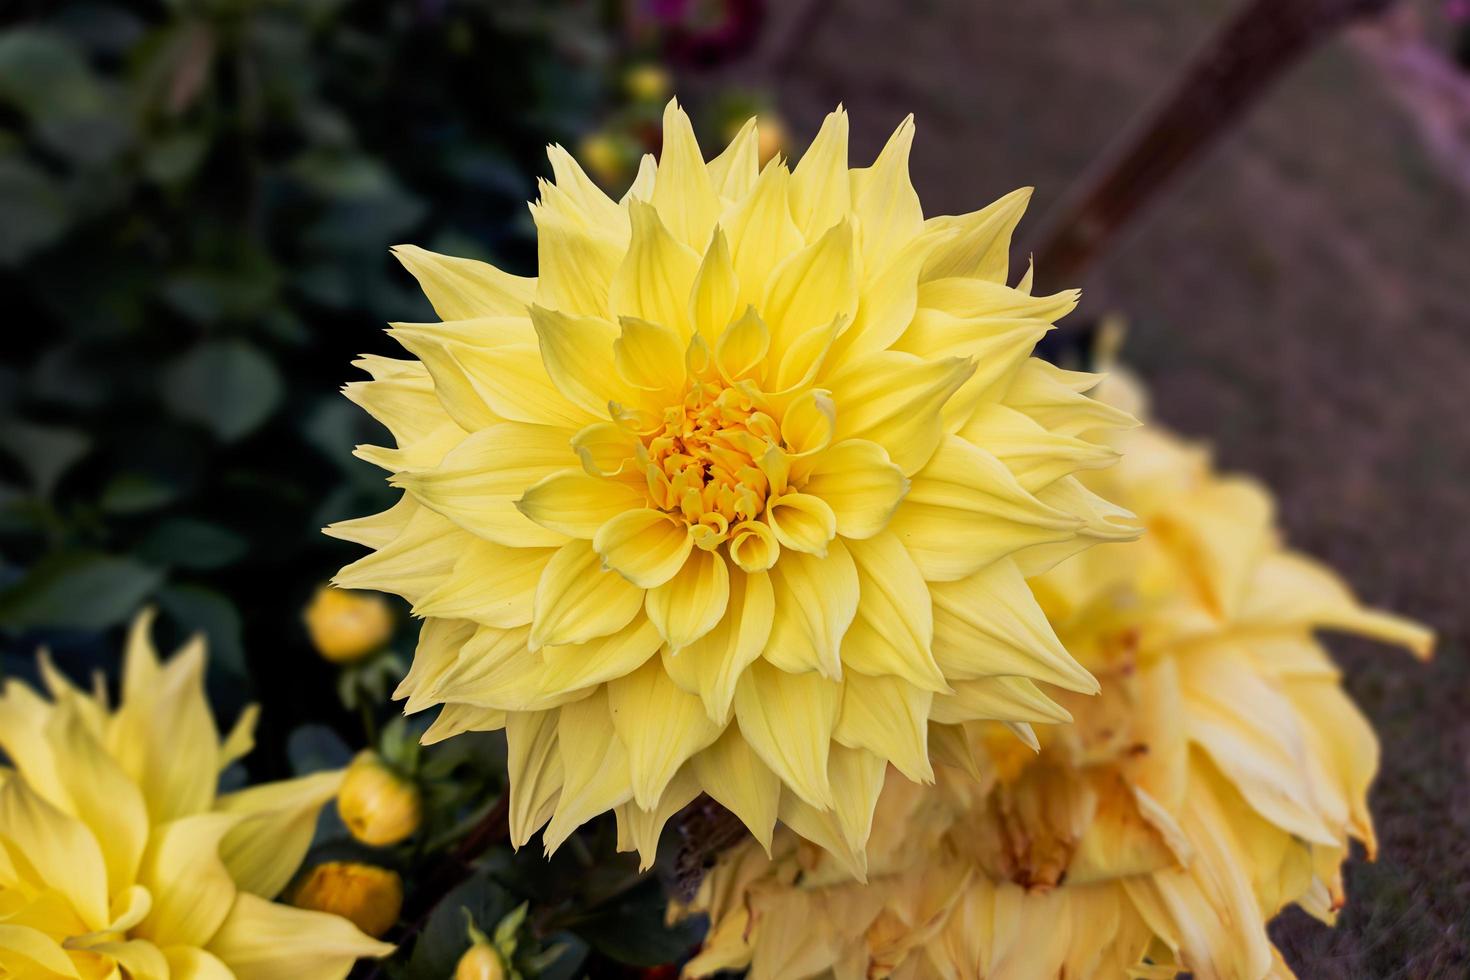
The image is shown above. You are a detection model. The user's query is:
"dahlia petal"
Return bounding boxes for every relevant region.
[622,152,656,204]
[929,558,1098,694]
[531,541,645,649]
[528,305,636,417]
[652,99,722,252]
[775,790,865,881]
[46,706,149,898]
[205,892,395,980]
[728,518,780,572]
[412,538,554,627]
[1002,358,1139,438]
[0,778,109,932]
[929,676,1071,726]
[110,633,219,823]
[531,204,623,318]
[1238,552,1434,657]
[505,710,563,848]
[893,312,1052,428]
[919,186,1032,284]
[825,225,956,373]
[646,547,730,651]
[768,313,845,393]
[544,691,632,852]
[1287,679,1379,853]
[661,568,774,724]
[614,765,702,872]
[612,202,701,338]
[779,388,835,457]
[593,508,694,589]
[827,352,974,476]
[334,503,463,601]
[516,468,644,539]
[849,114,923,271]
[323,494,416,549]
[691,725,780,852]
[798,439,908,540]
[163,947,235,980]
[764,491,837,556]
[888,435,1082,581]
[840,533,947,693]
[690,226,741,340]
[614,314,688,392]
[834,672,933,783]
[540,617,664,695]
[546,143,626,232]
[133,813,239,948]
[215,771,344,900]
[917,275,1077,323]
[958,403,1119,492]
[761,217,858,354]
[421,703,507,745]
[733,660,838,809]
[570,421,641,477]
[390,243,535,320]
[724,161,802,312]
[384,328,501,431]
[0,926,80,978]
[789,106,850,239]
[608,659,723,809]
[706,117,759,202]
[713,305,770,383]
[392,423,574,549]
[453,340,600,428]
[764,540,858,678]
[828,744,888,860]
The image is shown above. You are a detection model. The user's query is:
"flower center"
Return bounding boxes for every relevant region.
[640,379,785,548]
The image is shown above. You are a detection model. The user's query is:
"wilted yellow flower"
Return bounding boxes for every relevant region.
[0,609,394,979]
[305,584,395,663]
[291,862,404,939]
[331,99,1138,871]
[338,750,423,846]
[682,373,1432,980]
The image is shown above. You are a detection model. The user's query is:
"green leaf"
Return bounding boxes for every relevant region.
[572,877,705,967]
[409,873,514,979]
[0,551,162,632]
[138,517,248,570]
[0,29,103,120]
[100,472,182,514]
[143,130,209,185]
[288,724,353,776]
[0,419,91,497]
[163,340,283,441]
[0,157,70,266]
[156,583,246,681]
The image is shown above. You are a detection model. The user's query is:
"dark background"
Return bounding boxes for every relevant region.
[2,1,1467,975]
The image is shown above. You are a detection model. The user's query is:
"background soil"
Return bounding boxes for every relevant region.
[718,1,1470,975]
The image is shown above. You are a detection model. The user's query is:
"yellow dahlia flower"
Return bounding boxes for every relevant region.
[682,374,1433,980]
[331,100,1139,870]
[0,610,394,979]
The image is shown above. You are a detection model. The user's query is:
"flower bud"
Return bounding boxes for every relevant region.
[623,63,671,103]
[290,862,403,938]
[455,944,506,980]
[338,750,422,847]
[304,585,393,663]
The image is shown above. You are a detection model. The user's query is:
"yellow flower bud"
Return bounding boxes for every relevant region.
[623,63,672,103]
[455,944,506,980]
[577,131,630,188]
[304,585,393,663]
[290,861,403,938]
[338,750,423,847]
[755,114,787,166]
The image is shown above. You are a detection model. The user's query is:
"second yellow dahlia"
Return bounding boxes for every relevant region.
[332,101,1138,869]
[681,373,1432,980]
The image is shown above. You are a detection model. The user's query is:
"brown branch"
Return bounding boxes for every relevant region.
[1029,0,1401,289]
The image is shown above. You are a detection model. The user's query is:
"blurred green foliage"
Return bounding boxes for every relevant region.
[0,0,622,723]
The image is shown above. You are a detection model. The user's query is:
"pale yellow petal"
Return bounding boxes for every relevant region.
[611,201,701,337]
[706,118,759,201]
[216,770,345,900]
[516,468,644,538]
[849,114,923,271]
[530,540,646,649]
[929,675,1071,726]
[614,314,688,391]
[206,892,394,980]
[691,725,780,852]
[661,568,774,724]
[826,352,973,475]
[133,813,240,948]
[764,539,858,678]
[789,107,850,239]
[391,243,535,319]
[798,439,908,540]
[733,659,839,808]
[919,186,1033,283]
[834,672,933,782]
[412,537,555,627]
[647,547,730,651]
[761,217,858,353]
[540,617,665,695]
[593,507,694,589]
[724,162,802,311]
[0,777,109,931]
[652,99,722,251]
[764,491,837,556]
[690,226,741,340]
[840,532,946,693]
[608,659,723,809]
[614,765,702,872]
[528,305,636,417]
[505,710,563,848]
[544,691,633,851]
